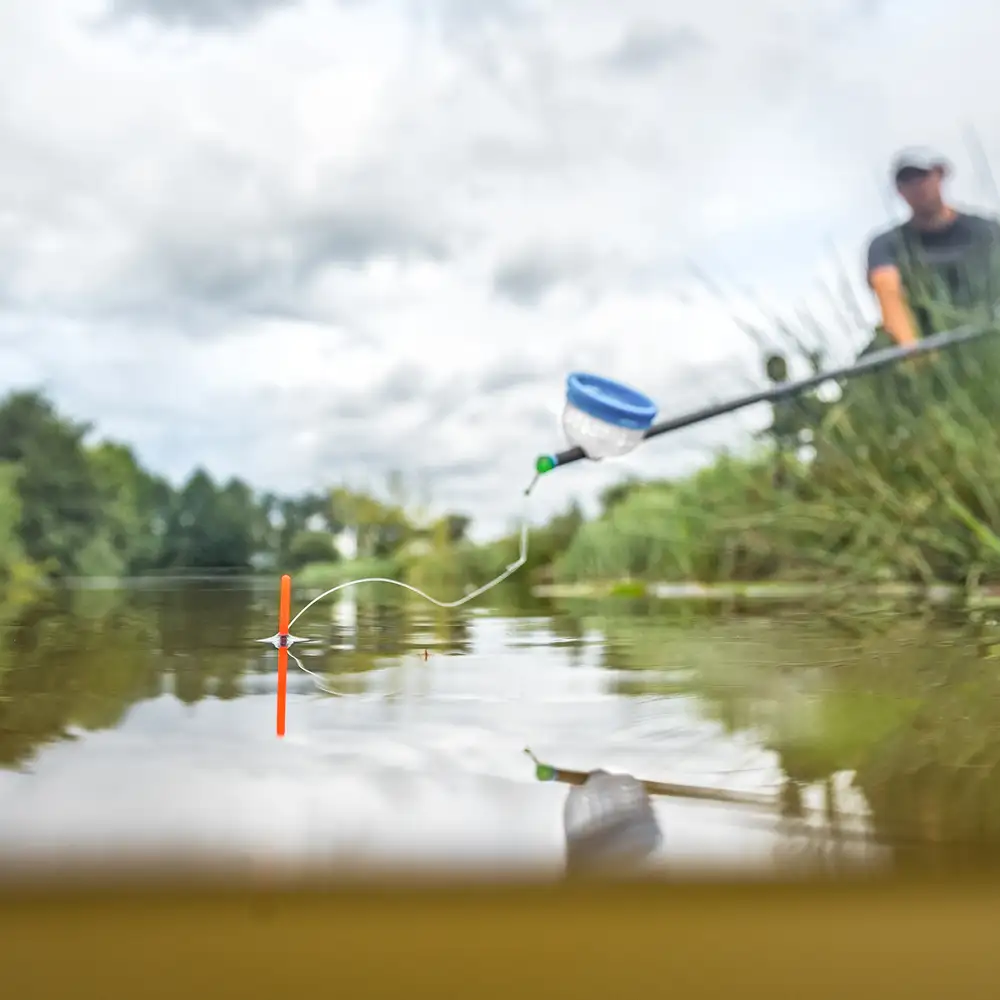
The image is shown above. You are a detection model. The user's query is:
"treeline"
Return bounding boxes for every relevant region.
[0,389,484,599]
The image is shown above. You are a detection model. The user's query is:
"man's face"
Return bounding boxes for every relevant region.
[895,166,945,215]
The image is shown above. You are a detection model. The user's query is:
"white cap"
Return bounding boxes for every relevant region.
[891,146,951,180]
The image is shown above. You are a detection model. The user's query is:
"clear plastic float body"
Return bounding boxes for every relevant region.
[560,372,658,460]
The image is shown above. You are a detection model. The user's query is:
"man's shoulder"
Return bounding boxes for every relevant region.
[958,208,999,223]
[866,221,907,249]
[866,224,905,269]
[958,209,1000,237]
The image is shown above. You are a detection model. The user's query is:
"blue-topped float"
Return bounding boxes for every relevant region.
[547,372,658,466]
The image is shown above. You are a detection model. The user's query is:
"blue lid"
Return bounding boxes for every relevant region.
[565,372,657,430]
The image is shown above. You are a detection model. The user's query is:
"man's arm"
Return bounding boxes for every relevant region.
[867,230,919,346]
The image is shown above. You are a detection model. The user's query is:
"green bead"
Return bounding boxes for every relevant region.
[536,764,556,781]
[535,455,555,475]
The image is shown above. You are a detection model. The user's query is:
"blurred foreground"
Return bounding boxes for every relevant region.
[3,876,1000,999]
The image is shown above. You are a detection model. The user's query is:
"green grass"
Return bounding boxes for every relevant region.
[608,579,648,598]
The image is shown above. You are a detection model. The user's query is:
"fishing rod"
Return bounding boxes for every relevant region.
[524,749,962,851]
[523,748,886,847]
[524,747,776,809]
[535,321,995,475]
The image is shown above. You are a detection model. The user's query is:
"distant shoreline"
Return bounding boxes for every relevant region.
[52,572,1000,611]
[531,580,1000,608]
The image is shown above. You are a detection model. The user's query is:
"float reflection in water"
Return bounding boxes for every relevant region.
[562,770,663,875]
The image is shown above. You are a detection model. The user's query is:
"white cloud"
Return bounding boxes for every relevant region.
[1,0,999,539]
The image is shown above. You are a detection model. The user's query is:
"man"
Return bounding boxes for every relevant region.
[866,147,1000,348]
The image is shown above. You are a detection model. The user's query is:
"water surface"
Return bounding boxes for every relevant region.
[2,582,992,878]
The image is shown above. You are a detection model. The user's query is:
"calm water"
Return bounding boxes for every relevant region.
[1,581,995,878]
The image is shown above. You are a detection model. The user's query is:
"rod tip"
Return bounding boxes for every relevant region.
[535,454,556,474]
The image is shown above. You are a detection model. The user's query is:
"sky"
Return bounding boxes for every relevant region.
[2,0,1000,539]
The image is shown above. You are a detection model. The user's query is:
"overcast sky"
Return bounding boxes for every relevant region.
[2,0,999,538]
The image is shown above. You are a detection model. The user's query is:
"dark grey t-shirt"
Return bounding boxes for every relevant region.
[867,211,1000,287]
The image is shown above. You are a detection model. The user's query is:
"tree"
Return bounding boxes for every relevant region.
[330,485,413,560]
[287,530,339,568]
[0,462,44,602]
[275,492,336,566]
[445,513,471,544]
[158,469,257,570]
[84,441,171,575]
[213,477,259,569]
[0,391,102,577]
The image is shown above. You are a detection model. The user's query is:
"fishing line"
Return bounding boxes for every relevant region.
[261,473,540,696]
[288,473,539,632]
[284,649,402,699]
[286,651,347,697]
